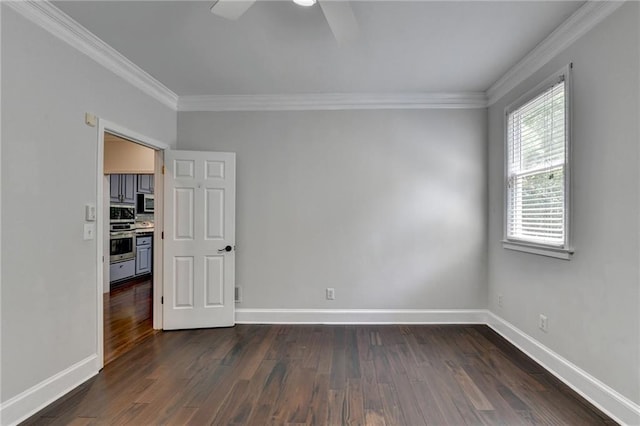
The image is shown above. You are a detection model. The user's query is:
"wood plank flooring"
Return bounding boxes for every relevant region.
[103,277,155,365]
[22,325,615,425]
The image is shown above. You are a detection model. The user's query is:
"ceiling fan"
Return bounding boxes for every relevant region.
[210,0,359,44]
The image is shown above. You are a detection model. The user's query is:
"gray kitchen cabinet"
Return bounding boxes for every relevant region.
[110,259,135,282]
[122,174,136,203]
[135,235,153,275]
[137,174,154,194]
[110,175,121,203]
[109,174,136,204]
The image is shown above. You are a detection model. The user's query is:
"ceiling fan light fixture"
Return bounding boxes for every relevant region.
[293,0,316,6]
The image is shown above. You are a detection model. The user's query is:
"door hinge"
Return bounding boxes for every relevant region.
[161,296,164,304]
[102,255,104,263]
[162,165,165,175]
[161,231,164,239]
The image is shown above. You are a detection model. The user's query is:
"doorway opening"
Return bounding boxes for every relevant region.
[103,133,156,364]
[96,120,168,369]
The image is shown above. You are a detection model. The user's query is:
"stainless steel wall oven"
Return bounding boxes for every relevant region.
[110,228,135,262]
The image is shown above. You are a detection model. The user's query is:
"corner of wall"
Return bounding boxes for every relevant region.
[482,106,491,311]
[487,312,640,425]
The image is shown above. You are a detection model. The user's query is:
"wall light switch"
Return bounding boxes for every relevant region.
[83,223,95,240]
[85,204,96,221]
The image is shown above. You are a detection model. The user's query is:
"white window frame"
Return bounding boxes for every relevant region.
[502,64,574,260]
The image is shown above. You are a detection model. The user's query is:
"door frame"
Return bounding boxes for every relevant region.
[96,119,169,369]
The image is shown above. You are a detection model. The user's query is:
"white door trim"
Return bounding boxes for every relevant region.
[96,119,169,369]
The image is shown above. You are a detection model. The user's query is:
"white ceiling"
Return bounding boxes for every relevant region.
[54,1,584,96]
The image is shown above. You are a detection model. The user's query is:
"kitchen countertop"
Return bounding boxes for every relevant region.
[135,219,154,236]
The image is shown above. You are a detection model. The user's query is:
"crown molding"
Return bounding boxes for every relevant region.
[3,0,487,113]
[486,1,625,106]
[11,0,620,112]
[5,1,179,110]
[178,92,488,112]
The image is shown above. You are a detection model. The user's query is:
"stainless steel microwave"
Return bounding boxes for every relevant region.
[137,194,154,214]
[110,204,135,223]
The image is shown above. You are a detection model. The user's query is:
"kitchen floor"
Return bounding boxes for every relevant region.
[104,277,155,365]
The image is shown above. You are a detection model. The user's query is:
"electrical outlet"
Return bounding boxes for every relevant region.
[326,288,335,300]
[498,294,503,308]
[539,314,548,332]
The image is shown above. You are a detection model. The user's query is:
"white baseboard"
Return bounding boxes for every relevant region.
[235,308,488,324]
[487,312,640,426]
[0,355,98,426]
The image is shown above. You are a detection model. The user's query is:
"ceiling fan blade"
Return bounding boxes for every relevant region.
[318,0,359,44]
[210,0,257,20]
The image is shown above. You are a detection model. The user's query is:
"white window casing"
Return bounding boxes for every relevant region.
[503,65,573,260]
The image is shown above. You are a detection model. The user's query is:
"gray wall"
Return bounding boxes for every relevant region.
[487,3,639,404]
[178,109,488,310]
[1,7,176,402]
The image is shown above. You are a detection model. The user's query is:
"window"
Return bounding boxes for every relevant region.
[503,66,572,259]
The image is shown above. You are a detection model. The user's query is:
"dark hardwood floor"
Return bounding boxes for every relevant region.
[104,277,156,365]
[23,325,615,425]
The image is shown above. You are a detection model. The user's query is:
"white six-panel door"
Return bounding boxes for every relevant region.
[163,150,236,329]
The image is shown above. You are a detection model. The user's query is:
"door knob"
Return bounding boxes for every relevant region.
[218,245,233,253]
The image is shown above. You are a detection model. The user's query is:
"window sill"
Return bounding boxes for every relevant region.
[502,240,573,260]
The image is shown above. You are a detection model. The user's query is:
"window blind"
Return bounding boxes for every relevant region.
[507,79,566,246]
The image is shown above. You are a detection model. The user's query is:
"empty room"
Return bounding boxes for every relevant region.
[1,0,639,425]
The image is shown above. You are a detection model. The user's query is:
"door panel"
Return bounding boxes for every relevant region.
[174,256,194,308]
[205,256,224,306]
[163,150,236,329]
[174,188,195,240]
[205,189,225,239]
